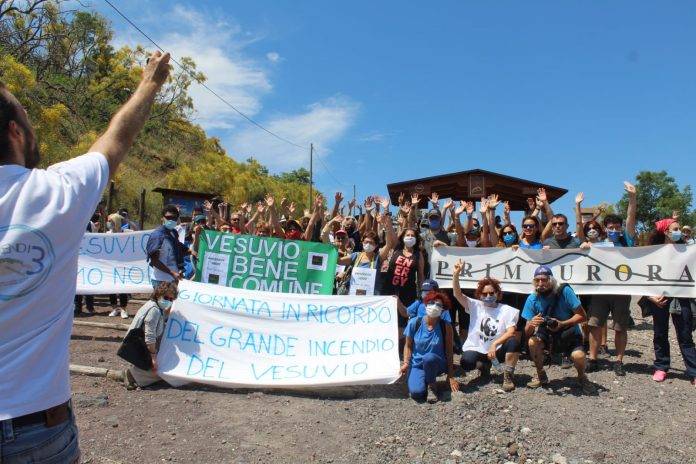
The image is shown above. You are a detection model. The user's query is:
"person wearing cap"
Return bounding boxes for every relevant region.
[419,200,452,271]
[682,225,694,245]
[522,265,595,394]
[645,218,695,386]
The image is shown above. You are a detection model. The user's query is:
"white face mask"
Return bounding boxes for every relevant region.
[403,236,417,248]
[587,229,599,240]
[363,243,376,253]
[425,303,443,318]
[466,239,478,248]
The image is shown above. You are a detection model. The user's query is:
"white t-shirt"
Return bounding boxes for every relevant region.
[461,298,519,354]
[0,152,109,419]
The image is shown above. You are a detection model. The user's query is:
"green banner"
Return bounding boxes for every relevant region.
[194,231,338,295]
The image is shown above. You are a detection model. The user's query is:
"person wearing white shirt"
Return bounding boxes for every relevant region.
[452,259,522,392]
[0,51,171,463]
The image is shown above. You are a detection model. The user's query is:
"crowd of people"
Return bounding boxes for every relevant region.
[117,183,696,399]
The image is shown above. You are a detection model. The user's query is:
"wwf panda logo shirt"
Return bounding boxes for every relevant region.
[461,298,520,354]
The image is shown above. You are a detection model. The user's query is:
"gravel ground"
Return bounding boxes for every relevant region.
[70,297,696,464]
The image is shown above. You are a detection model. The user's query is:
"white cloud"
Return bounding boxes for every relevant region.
[228,96,360,172]
[108,4,358,171]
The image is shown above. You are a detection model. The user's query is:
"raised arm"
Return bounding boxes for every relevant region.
[453,201,467,245]
[265,195,283,236]
[538,188,554,241]
[624,181,637,238]
[503,201,511,226]
[574,192,585,240]
[487,194,501,246]
[90,52,171,176]
[378,211,398,262]
[331,192,343,219]
[303,194,324,241]
[451,258,471,311]
[479,198,491,247]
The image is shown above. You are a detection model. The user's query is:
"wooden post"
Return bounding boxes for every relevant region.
[69,364,125,382]
[139,188,146,230]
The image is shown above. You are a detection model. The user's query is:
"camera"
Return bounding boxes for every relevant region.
[540,317,558,330]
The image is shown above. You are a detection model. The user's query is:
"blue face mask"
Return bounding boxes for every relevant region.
[670,230,682,242]
[607,230,622,242]
[481,295,497,307]
[503,233,516,245]
[164,219,177,230]
[429,218,441,230]
[157,298,173,310]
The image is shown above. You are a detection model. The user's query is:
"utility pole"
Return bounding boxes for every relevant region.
[309,143,314,208]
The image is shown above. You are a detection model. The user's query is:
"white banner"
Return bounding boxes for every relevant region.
[76,230,153,294]
[157,279,400,388]
[432,244,696,298]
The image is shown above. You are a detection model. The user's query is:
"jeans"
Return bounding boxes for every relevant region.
[0,406,80,463]
[652,300,696,378]
[460,337,520,371]
[109,293,129,308]
[407,352,447,400]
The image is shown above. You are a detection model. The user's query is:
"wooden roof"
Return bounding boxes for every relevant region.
[386,169,567,211]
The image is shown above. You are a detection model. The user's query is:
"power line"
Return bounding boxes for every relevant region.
[315,151,349,188]
[103,0,308,151]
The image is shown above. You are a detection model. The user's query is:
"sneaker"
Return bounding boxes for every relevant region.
[527,370,549,389]
[120,308,129,319]
[613,361,626,377]
[586,359,599,373]
[108,308,120,317]
[502,372,515,392]
[578,375,596,394]
[426,383,438,404]
[560,355,573,369]
[652,370,667,382]
[598,345,610,358]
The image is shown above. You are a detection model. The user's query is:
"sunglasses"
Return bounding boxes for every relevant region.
[522,224,536,229]
[164,215,178,221]
[551,222,567,227]
[231,218,240,222]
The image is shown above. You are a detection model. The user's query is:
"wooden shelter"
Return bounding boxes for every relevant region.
[386,169,567,211]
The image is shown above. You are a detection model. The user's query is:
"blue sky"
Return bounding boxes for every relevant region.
[95,1,696,218]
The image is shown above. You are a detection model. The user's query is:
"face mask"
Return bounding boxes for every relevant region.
[670,230,682,242]
[403,236,417,247]
[363,243,376,253]
[193,214,206,223]
[425,303,443,318]
[482,295,497,307]
[607,230,622,242]
[466,239,478,248]
[158,298,172,310]
[285,230,302,240]
[106,222,114,231]
[429,218,441,230]
[502,233,516,245]
[164,219,177,230]
[587,229,599,240]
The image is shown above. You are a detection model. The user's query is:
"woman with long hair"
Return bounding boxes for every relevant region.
[645,218,696,386]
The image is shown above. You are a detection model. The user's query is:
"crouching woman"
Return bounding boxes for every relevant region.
[401,292,459,403]
[122,281,178,388]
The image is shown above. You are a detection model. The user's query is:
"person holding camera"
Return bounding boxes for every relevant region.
[522,266,596,394]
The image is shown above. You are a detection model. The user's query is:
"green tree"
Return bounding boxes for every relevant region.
[617,171,695,232]
[275,168,311,185]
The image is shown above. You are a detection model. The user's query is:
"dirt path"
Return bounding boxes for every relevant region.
[70,297,695,464]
